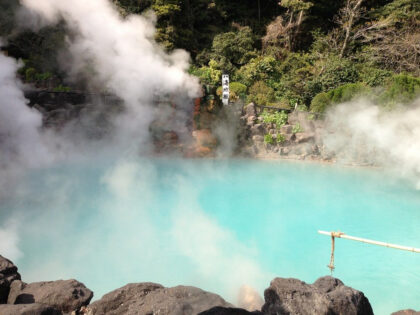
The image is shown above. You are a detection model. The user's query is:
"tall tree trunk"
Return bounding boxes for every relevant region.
[340,0,364,58]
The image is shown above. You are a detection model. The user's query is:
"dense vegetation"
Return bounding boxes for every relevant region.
[1,0,419,112]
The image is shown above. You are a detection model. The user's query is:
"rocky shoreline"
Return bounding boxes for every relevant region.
[238,103,331,162]
[1,254,402,315]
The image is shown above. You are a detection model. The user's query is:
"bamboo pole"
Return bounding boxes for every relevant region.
[318,231,420,253]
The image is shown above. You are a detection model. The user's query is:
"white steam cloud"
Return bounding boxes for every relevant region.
[1,1,265,308]
[324,98,420,187]
[20,0,199,145]
[0,219,23,262]
[0,53,50,169]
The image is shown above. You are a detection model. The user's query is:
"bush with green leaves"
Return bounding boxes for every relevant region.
[260,110,288,128]
[247,81,275,106]
[359,67,393,87]
[379,74,420,106]
[310,83,370,113]
[316,56,359,91]
[264,133,275,144]
[216,82,247,101]
[292,123,303,133]
[236,55,280,87]
[209,26,257,74]
[189,60,222,87]
[277,133,286,143]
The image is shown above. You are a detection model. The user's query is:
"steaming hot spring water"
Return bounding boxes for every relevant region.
[1,158,419,314]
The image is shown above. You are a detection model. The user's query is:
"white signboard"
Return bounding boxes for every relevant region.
[222,74,229,106]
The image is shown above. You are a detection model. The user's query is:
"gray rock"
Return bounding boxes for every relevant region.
[287,111,315,132]
[8,279,93,313]
[87,283,231,315]
[391,310,420,315]
[294,132,315,143]
[250,124,265,136]
[252,135,264,143]
[247,116,257,125]
[262,276,373,315]
[0,255,21,303]
[280,125,293,134]
[198,306,261,314]
[0,303,62,315]
[245,103,257,117]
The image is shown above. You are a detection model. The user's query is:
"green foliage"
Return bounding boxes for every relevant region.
[379,74,420,105]
[53,85,71,92]
[247,81,275,106]
[328,83,370,104]
[292,123,303,133]
[316,56,359,91]
[264,134,275,144]
[261,110,288,128]
[25,68,36,82]
[209,27,257,73]
[236,56,280,87]
[360,67,393,87]
[216,82,247,101]
[310,83,370,113]
[310,92,330,113]
[189,60,222,87]
[277,133,286,143]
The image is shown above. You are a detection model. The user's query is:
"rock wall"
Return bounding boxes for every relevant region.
[239,103,333,161]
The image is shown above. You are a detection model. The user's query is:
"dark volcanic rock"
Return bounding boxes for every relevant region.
[0,255,21,303]
[198,306,261,314]
[7,279,93,313]
[262,276,373,315]
[391,310,420,315]
[0,303,62,315]
[87,283,231,315]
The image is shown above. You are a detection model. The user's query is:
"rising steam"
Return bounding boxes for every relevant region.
[20,0,200,147]
[0,0,265,309]
[324,98,420,187]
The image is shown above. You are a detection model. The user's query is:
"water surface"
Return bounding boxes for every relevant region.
[1,158,419,314]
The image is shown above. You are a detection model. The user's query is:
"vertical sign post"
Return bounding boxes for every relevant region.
[222,74,229,106]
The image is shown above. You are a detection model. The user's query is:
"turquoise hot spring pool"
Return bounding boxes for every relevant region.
[1,158,419,314]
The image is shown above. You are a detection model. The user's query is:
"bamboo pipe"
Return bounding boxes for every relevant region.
[318,231,420,253]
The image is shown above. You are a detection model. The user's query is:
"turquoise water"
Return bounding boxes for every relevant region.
[1,158,419,314]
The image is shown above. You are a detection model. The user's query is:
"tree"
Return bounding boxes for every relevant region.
[263,0,313,52]
[209,26,257,73]
[334,0,365,58]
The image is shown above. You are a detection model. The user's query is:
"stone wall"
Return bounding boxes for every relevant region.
[239,103,334,161]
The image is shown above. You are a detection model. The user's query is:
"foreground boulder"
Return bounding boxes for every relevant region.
[0,255,21,303]
[391,310,420,315]
[87,283,231,315]
[0,303,61,315]
[7,279,93,313]
[198,306,261,314]
[262,276,373,315]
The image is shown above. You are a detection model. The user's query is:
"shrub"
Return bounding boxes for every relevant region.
[292,123,303,133]
[216,82,247,101]
[261,110,288,128]
[264,133,274,144]
[277,133,286,143]
[247,81,275,105]
[360,67,393,87]
[236,55,280,87]
[53,85,71,92]
[310,83,370,113]
[310,92,331,113]
[379,74,420,105]
[190,60,222,87]
[317,56,359,91]
[328,83,370,104]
